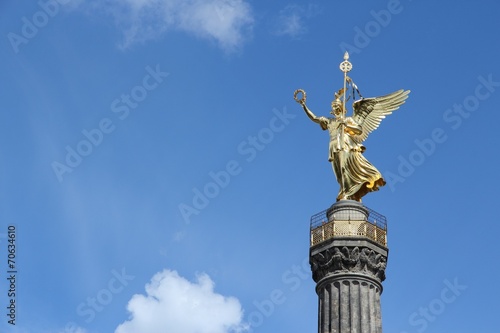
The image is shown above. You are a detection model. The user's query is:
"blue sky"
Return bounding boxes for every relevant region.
[1,0,500,332]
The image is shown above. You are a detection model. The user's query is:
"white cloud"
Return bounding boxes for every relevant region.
[175,0,253,51]
[81,0,254,52]
[115,269,248,333]
[273,4,320,38]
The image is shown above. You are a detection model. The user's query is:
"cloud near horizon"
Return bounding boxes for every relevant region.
[115,269,248,333]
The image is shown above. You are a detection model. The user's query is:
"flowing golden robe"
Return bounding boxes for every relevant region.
[318,116,385,201]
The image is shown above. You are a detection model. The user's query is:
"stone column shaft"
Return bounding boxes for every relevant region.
[317,278,382,333]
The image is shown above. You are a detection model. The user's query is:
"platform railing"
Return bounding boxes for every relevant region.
[310,205,387,247]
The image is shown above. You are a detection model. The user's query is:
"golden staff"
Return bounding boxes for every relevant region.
[339,51,352,119]
[337,52,353,190]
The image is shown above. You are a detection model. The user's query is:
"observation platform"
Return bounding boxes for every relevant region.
[310,201,387,247]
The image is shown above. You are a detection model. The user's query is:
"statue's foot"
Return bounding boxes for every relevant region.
[337,195,362,202]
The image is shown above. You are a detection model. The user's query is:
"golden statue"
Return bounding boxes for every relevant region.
[294,52,409,202]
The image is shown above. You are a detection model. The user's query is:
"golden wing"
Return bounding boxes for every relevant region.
[352,89,410,143]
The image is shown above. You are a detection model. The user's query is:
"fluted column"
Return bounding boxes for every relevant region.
[316,277,383,333]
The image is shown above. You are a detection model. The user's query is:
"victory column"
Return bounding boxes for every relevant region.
[294,52,409,333]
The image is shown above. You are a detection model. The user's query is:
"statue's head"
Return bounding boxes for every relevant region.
[330,88,345,117]
[330,99,343,117]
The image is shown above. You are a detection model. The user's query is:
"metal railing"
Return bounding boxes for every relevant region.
[310,205,387,247]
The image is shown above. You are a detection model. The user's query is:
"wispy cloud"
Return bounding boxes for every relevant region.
[272,3,320,38]
[115,269,248,333]
[59,325,88,333]
[80,0,254,52]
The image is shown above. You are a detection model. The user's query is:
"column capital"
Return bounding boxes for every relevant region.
[310,243,387,285]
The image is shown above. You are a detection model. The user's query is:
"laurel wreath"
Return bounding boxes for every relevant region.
[293,89,306,104]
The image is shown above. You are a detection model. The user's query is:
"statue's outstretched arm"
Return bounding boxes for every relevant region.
[301,103,328,130]
[301,103,321,123]
[301,103,317,121]
[294,89,328,130]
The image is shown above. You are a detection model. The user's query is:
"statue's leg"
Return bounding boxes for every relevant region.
[342,151,362,201]
[333,152,350,201]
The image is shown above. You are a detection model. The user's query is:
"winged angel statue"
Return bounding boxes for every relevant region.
[294,54,409,202]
